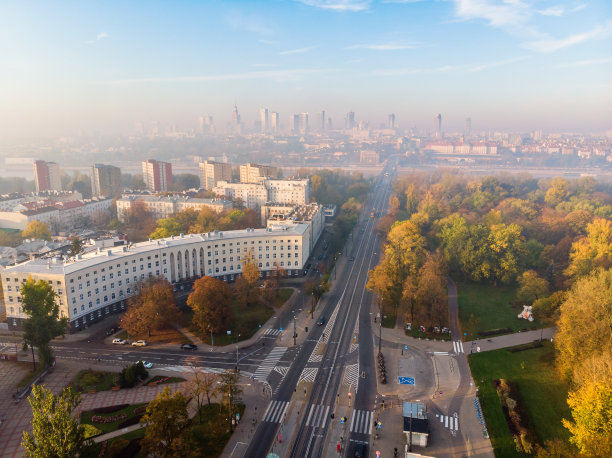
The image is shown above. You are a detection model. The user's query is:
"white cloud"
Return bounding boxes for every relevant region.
[557,56,612,68]
[524,21,612,52]
[102,69,329,84]
[96,32,108,40]
[296,0,372,12]
[345,42,420,50]
[537,3,587,16]
[452,0,531,28]
[279,46,316,55]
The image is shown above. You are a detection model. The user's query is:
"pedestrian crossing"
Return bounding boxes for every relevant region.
[453,340,464,353]
[263,328,282,337]
[306,404,330,428]
[253,347,287,381]
[262,400,289,423]
[350,410,373,435]
[343,363,359,389]
[299,367,318,383]
[436,413,460,431]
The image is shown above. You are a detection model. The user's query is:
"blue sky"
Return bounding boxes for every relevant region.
[1,0,611,137]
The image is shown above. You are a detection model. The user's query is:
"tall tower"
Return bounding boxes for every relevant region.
[435,113,442,138]
[260,108,269,134]
[318,110,326,131]
[388,114,396,130]
[298,113,309,134]
[270,112,280,134]
[345,112,356,129]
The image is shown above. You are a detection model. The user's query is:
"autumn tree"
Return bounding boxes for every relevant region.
[22,385,89,458]
[21,278,69,369]
[544,177,570,207]
[235,258,261,307]
[149,217,182,239]
[218,369,243,431]
[185,368,218,421]
[413,254,448,327]
[188,276,233,336]
[140,387,190,457]
[22,220,52,241]
[516,270,549,306]
[121,277,181,338]
[565,218,612,280]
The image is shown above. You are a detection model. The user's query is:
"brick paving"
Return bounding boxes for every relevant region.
[0,359,186,458]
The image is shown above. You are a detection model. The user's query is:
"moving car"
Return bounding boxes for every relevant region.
[112,338,127,345]
[140,360,153,369]
[181,343,198,351]
[317,316,325,326]
[132,340,148,347]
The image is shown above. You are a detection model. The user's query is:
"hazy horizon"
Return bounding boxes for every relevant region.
[2,0,611,139]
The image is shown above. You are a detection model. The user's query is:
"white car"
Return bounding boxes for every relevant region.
[132,340,148,347]
[141,361,153,369]
[112,338,127,345]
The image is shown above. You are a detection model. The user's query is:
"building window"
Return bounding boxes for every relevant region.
[81,305,85,311]
[73,307,77,315]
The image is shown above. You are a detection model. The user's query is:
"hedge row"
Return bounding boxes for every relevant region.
[93,403,130,414]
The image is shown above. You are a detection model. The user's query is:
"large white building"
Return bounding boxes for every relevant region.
[239,163,277,183]
[115,195,233,222]
[213,178,310,211]
[2,222,317,332]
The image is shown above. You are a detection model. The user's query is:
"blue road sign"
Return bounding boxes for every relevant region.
[340,417,345,424]
[280,327,283,332]
[398,376,415,385]
[404,345,408,350]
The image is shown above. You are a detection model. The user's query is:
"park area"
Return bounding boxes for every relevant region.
[457,281,544,339]
[468,342,571,457]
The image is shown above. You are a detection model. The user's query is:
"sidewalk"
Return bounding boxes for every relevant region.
[465,327,555,353]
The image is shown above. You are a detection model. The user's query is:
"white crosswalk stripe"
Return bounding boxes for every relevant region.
[437,413,460,431]
[263,328,282,337]
[453,341,464,353]
[274,366,289,377]
[343,363,359,388]
[306,404,330,428]
[262,400,289,423]
[299,367,318,383]
[253,347,287,381]
[350,410,373,435]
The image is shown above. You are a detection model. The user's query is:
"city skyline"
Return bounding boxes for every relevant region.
[1,0,611,140]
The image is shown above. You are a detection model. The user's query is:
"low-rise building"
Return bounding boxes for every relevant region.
[403,402,429,448]
[115,195,233,222]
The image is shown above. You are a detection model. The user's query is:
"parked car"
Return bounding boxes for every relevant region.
[405,323,412,331]
[140,360,153,369]
[112,338,127,345]
[317,316,325,326]
[132,340,148,347]
[105,327,117,336]
[181,344,198,351]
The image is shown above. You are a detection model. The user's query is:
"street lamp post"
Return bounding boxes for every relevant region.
[210,326,214,352]
[311,291,314,319]
[293,313,297,346]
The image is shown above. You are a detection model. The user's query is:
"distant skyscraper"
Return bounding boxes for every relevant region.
[270,111,280,134]
[435,113,442,138]
[33,160,62,192]
[388,114,396,129]
[260,108,269,134]
[142,159,172,192]
[317,110,326,131]
[90,164,121,198]
[199,115,213,134]
[199,160,232,190]
[291,114,300,134]
[327,117,333,130]
[298,113,309,134]
[345,112,356,129]
[465,117,471,137]
[232,105,240,125]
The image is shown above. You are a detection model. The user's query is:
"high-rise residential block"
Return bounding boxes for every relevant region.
[240,163,277,183]
[388,114,396,130]
[33,160,62,192]
[90,164,121,198]
[270,111,280,134]
[199,160,232,190]
[260,108,269,134]
[345,112,356,129]
[142,159,172,192]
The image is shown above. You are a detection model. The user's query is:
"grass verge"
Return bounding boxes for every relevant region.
[457,281,543,340]
[468,342,571,458]
[270,287,294,308]
[69,369,118,393]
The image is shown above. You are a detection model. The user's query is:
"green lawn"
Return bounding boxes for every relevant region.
[270,287,294,308]
[183,403,246,457]
[80,403,148,434]
[457,281,544,339]
[69,369,118,393]
[468,343,571,457]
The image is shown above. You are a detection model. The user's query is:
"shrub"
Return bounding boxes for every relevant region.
[118,415,143,428]
[479,327,513,337]
[133,405,147,415]
[134,361,148,381]
[93,404,130,414]
[81,423,102,439]
[108,438,130,457]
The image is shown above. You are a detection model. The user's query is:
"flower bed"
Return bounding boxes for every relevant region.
[91,413,127,424]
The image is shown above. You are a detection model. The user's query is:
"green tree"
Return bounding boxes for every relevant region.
[140,387,190,457]
[149,217,182,239]
[188,276,233,335]
[22,221,52,241]
[121,277,181,338]
[69,237,82,256]
[487,223,527,284]
[21,278,69,369]
[22,385,88,458]
[544,177,570,207]
[516,270,549,305]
